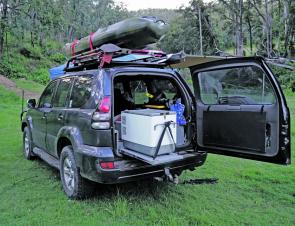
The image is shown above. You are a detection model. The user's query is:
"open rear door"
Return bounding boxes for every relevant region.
[190,57,290,165]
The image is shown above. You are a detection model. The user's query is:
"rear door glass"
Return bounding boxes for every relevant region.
[52,78,73,108]
[69,75,94,108]
[198,66,276,105]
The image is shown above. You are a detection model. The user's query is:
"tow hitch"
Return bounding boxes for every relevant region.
[164,167,179,184]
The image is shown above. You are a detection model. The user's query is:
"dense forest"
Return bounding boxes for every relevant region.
[0,0,294,87]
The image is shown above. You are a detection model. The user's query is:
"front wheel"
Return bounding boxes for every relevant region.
[23,127,34,160]
[60,146,93,199]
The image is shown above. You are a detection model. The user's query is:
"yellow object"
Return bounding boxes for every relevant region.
[146,93,154,98]
[144,105,166,109]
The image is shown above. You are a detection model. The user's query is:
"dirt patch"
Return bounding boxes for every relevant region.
[0,75,40,99]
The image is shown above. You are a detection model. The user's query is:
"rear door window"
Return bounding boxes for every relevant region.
[69,75,94,108]
[198,66,276,105]
[52,77,73,108]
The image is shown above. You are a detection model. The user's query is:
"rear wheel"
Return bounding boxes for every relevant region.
[23,127,34,160]
[60,146,93,199]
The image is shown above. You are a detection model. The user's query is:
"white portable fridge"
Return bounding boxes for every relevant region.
[121,109,177,157]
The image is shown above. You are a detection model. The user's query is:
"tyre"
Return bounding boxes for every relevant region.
[23,127,34,160]
[60,145,93,199]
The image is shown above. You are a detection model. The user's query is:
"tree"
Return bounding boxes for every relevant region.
[0,0,8,57]
[249,0,274,57]
[218,0,244,56]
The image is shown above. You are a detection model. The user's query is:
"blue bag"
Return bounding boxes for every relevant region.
[170,101,186,126]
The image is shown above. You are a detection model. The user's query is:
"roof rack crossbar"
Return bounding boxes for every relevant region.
[63,43,184,72]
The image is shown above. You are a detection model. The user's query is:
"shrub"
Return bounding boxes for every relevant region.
[29,68,50,84]
[49,53,66,63]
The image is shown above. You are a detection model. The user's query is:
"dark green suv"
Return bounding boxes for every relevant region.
[21,56,291,199]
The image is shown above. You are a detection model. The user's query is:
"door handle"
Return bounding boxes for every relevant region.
[57,114,64,121]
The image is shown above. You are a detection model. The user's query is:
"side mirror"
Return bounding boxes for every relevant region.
[27,99,36,108]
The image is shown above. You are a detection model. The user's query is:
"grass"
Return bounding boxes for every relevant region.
[13,79,45,94]
[0,84,295,226]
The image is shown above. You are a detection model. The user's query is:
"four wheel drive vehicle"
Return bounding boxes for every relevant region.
[21,54,291,199]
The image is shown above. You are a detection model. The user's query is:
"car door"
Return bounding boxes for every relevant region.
[46,77,73,156]
[30,80,58,150]
[190,57,290,165]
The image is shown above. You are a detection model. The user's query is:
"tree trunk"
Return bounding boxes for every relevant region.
[30,12,37,47]
[265,0,272,57]
[198,6,203,55]
[0,0,8,58]
[246,14,253,55]
[283,0,290,57]
[236,0,244,56]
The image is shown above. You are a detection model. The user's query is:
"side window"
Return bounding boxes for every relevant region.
[52,78,73,108]
[69,75,94,108]
[38,81,58,108]
[198,65,276,105]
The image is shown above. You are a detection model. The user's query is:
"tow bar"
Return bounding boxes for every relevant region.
[164,167,179,184]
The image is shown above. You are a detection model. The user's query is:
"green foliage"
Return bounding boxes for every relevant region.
[29,68,50,84]
[269,63,295,89]
[20,44,43,60]
[49,53,66,64]
[0,0,131,85]
[0,42,53,84]
[0,55,28,79]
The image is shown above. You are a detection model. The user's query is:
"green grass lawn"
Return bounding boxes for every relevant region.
[13,79,45,94]
[0,85,294,226]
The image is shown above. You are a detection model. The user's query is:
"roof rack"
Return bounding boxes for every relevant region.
[64,43,183,72]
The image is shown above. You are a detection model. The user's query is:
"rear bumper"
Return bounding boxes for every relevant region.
[76,147,207,184]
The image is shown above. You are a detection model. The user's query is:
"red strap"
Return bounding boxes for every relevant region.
[99,53,113,68]
[71,39,78,56]
[89,32,95,50]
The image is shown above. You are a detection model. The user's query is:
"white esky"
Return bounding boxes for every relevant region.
[115,0,213,11]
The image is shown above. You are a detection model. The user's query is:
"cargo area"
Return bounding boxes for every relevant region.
[112,74,190,165]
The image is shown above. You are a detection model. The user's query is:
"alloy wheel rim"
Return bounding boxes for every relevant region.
[63,157,75,191]
[24,134,30,156]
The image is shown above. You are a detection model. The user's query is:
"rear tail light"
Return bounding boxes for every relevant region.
[99,96,110,113]
[91,96,111,129]
[100,161,115,169]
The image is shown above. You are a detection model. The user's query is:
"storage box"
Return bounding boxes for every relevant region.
[121,109,176,157]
